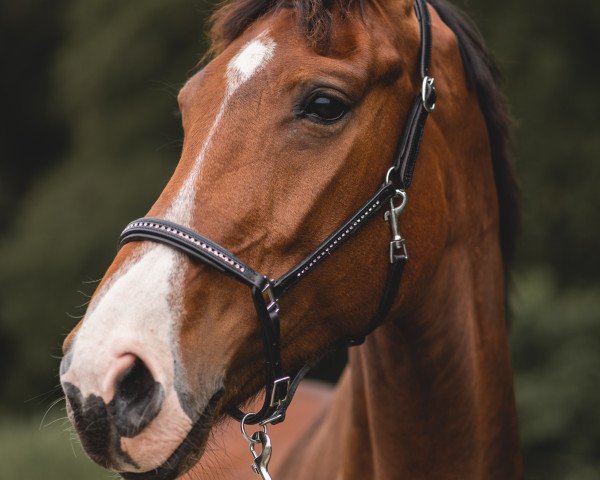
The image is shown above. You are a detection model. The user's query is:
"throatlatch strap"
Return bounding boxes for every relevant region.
[346,256,407,346]
[347,0,434,343]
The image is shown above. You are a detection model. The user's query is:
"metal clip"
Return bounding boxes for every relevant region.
[249,431,273,480]
[384,190,409,263]
[241,414,273,480]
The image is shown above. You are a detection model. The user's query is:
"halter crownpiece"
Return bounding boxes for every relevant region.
[119,0,434,477]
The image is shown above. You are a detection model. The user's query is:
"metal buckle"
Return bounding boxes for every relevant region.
[384,190,409,263]
[422,76,436,112]
[269,376,290,408]
[261,281,279,314]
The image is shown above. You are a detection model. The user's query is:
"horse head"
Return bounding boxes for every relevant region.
[60,0,517,478]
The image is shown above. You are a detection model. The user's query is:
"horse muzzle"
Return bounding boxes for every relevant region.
[61,353,166,471]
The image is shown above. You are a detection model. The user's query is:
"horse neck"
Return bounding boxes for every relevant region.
[340,232,522,478]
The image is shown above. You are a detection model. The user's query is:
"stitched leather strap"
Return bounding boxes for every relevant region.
[120,219,265,289]
[273,182,397,296]
[120,221,290,425]
[391,0,436,189]
[345,0,433,341]
[228,284,287,425]
[416,0,433,79]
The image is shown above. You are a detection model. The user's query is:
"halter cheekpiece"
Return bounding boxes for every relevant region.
[119,0,435,476]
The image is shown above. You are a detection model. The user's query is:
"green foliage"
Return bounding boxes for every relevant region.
[510,270,600,479]
[0,0,207,413]
[456,0,600,284]
[0,414,108,479]
[0,0,69,229]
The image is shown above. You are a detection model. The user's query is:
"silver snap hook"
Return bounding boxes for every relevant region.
[241,412,268,444]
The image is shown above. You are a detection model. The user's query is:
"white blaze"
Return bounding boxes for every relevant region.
[166,31,276,225]
[62,31,277,472]
[227,33,276,95]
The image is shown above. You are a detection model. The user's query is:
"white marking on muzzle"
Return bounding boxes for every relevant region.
[62,245,180,401]
[61,245,198,471]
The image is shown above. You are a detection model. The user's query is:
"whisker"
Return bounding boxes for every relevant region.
[42,415,70,429]
[24,384,62,403]
[155,137,184,152]
[39,396,66,429]
[147,79,182,98]
[82,277,102,285]
[74,299,91,309]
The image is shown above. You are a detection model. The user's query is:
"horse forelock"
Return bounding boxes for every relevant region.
[209,0,378,54]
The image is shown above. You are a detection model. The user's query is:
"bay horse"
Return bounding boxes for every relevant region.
[59,0,522,478]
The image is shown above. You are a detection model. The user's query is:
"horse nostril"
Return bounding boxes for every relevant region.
[111,356,165,438]
[117,357,154,403]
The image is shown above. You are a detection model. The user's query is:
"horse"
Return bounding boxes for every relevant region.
[59,0,522,478]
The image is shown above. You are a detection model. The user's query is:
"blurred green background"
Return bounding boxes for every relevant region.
[0,0,598,478]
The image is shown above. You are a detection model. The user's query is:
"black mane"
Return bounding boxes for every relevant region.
[428,0,520,268]
[210,0,520,268]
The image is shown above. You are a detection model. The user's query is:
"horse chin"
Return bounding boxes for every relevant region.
[119,388,224,480]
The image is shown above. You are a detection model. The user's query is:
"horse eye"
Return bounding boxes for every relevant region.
[304,95,348,123]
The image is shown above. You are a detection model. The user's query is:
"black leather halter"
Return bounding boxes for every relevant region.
[119,0,436,426]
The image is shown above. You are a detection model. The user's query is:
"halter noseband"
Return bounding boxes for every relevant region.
[119,0,435,428]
